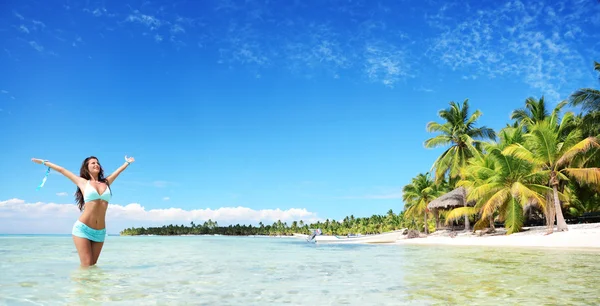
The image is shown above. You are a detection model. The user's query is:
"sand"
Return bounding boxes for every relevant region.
[394,223,600,250]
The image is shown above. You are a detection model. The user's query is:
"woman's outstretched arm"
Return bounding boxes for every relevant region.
[106,155,135,185]
[31,158,84,186]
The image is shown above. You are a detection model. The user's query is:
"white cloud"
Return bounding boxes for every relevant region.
[19,25,29,34]
[364,42,411,87]
[0,198,321,234]
[125,10,162,30]
[163,197,170,201]
[29,41,44,52]
[56,192,68,196]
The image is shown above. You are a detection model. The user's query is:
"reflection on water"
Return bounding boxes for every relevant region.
[1,235,599,305]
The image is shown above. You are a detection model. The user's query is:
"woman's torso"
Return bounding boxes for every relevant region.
[78,180,111,230]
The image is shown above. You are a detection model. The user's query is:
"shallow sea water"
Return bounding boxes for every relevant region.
[1,234,599,305]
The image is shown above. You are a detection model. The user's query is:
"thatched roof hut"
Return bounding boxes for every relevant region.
[427,187,474,210]
[427,187,475,231]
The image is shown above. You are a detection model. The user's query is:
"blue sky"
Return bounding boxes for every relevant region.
[1,0,599,234]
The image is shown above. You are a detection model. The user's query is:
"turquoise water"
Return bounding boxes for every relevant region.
[1,235,599,305]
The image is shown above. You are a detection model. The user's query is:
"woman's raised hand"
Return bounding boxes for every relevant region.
[31,158,46,165]
[125,155,135,164]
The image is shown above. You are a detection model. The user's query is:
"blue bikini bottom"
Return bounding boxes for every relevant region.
[72,220,106,242]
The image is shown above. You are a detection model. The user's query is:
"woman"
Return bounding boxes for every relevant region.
[31,155,135,267]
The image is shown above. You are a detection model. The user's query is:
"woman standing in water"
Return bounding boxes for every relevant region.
[31,155,135,267]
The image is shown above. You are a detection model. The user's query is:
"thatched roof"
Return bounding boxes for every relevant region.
[427,187,474,210]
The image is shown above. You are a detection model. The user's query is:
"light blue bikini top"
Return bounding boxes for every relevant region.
[83,180,112,203]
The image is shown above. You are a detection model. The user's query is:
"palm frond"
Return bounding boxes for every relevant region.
[502,143,535,163]
[425,122,452,134]
[423,135,454,149]
[481,188,511,219]
[527,123,559,166]
[504,197,525,234]
[562,167,600,187]
[444,207,479,225]
[569,88,600,112]
[511,182,546,209]
[556,137,600,168]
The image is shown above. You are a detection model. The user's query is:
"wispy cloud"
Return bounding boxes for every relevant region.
[363,41,412,87]
[0,198,321,234]
[425,0,597,101]
[18,25,29,34]
[163,197,170,201]
[125,10,162,30]
[7,0,597,93]
[13,11,24,20]
[56,192,68,196]
[28,41,44,52]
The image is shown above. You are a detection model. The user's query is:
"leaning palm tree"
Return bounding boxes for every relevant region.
[449,146,550,234]
[424,99,496,230]
[402,172,441,234]
[503,114,600,233]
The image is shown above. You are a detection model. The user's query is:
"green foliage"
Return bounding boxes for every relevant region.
[120,212,407,236]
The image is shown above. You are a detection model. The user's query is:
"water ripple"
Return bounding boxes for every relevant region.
[1,236,599,305]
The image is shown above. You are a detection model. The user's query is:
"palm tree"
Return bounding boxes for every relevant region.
[569,61,600,113]
[511,96,567,129]
[424,99,496,230]
[402,172,441,234]
[570,61,600,138]
[450,145,550,234]
[503,115,600,233]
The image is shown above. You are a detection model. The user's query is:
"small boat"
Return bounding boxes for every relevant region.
[309,230,403,244]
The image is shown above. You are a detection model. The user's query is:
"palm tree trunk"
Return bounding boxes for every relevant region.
[462,188,470,231]
[488,215,495,231]
[553,185,569,231]
[423,212,429,234]
[545,190,555,234]
[435,208,440,230]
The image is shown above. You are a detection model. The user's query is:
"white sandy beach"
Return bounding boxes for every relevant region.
[394,223,600,250]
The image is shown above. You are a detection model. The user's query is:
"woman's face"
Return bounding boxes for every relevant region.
[87,158,101,175]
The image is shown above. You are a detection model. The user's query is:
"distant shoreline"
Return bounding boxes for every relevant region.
[5,224,600,251]
[393,223,600,250]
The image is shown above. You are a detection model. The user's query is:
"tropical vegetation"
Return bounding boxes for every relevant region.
[120,60,600,237]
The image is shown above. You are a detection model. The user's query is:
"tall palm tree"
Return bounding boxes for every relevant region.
[503,115,600,233]
[402,172,441,234]
[424,99,496,230]
[424,99,497,183]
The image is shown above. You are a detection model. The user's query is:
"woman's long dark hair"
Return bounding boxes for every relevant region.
[75,156,111,211]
